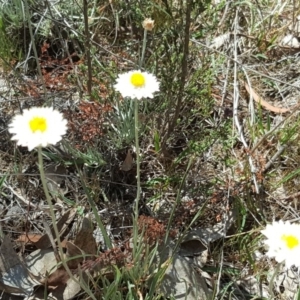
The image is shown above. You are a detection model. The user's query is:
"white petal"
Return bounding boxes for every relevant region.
[9,107,68,151]
[261,220,300,268]
[114,70,160,99]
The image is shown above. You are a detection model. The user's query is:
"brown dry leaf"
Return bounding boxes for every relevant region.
[244,81,290,113]
[35,208,77,249]
[16,233,43,245]
[50,275,82,300]
[0,281,24,295]
[120,149,134,171]
[65,241,83,269]
[73,217,97,256]
[41,253,83,299]
[45,267,70,288]
[26,248,81,299]
[66,217,97,269]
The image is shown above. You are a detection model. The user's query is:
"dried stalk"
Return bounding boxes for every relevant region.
[83,0,92,98]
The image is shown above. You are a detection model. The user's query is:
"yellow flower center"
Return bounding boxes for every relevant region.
[281,234,299,249]
[130,73,145,88]
[29,117,47,133]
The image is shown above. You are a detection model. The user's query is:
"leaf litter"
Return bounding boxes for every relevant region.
[2,1,300,299]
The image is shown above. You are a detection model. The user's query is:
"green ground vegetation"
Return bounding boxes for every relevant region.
[0,0,300,299]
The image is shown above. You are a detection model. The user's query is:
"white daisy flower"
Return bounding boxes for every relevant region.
[9,107,67,151]
[261,220,300,268]
[114,70,159,100]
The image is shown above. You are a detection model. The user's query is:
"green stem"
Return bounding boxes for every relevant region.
[37,147,96,300]
[139,29,148,68]
[135,28,148,205]
[134,99,141,218]
[134,27,148,216]
[132,98,141,258]
[133,26,147,256]
[23,0,48,103]
[38,148,62,251]
[269,261,282,299]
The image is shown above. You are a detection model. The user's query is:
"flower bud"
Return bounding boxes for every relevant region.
[142,18,155,31]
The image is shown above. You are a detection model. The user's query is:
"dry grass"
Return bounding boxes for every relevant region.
[0,0,300,299]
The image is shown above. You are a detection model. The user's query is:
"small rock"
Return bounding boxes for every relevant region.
[280,34,300,48]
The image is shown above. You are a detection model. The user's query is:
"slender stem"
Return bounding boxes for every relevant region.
[139,29,148,68]
[23,0,48,102]
[164,0,191,142]
[38,148,62,251]
[134,99,141,218]
[133,28,147,256]
[269,261,282,299]
[83,0,93,98]
[136,28,148,205]
[37,147,96,300]
[134,27,148,216]
[132,98,141,258]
